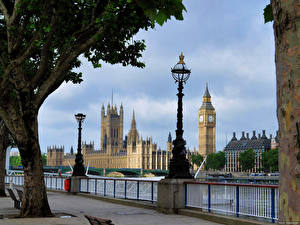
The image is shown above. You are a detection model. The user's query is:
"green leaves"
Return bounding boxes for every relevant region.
[190,154,204,167]
[135,0,186,26]
[239,148,256,172]
[262,149,278,172]
[205,152,225,171]
[264,4,273,23]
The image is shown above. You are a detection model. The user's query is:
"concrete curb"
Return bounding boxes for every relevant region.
[178,209,274,225]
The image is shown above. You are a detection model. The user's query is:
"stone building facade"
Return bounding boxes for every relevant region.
[47,146,64,166]
[224,130,278,172]
[198,84,216,156]
[47,103,173,170]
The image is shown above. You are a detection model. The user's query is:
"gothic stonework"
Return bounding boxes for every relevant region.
[198,83,216,156]
[47,103,176,170]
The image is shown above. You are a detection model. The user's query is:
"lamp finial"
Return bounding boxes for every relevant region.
[178,52,185,64]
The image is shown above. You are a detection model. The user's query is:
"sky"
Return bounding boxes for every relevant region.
[32,0,277,155]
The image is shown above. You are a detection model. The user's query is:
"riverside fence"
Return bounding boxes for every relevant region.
[5,175,279,223]
[4,175,158,202]
[79,178,157,202]
[185,181,278,223]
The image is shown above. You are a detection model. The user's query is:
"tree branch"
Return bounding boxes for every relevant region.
[9,0,21,25]
[12,14,29,54]
[14,31,39,65]
[0,0,10,24]
[31,13,57,87]
[34,28,104,108]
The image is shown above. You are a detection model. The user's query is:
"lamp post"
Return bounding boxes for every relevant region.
[72,113,86,177]
[168,53,193,179]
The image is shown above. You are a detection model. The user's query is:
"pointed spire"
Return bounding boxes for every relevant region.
[168,132,172,143]
[204,82,211,98]
[130,110,136,129]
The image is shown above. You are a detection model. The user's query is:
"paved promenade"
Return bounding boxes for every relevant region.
[0,191,221,225]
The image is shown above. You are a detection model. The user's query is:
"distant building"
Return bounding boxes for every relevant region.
[47,146,64,166]
[224,130,278,172]
[198,83,216,156]
[47,103,178,170]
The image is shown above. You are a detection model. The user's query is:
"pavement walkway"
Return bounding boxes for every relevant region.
[0,191,221,225]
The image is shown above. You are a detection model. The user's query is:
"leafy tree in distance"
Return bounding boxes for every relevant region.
[205,151,225,171]
[10,156,22,167]
[190,153,203,167]
[0,0,186,217]
[41,154,47,166]
[262,149,278,172]
[264,2,300,221]
[238,148,256,172]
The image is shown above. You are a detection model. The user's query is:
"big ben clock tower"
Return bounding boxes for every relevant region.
[198,83,216,156]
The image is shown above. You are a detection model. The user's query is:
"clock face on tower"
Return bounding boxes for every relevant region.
[208,115,214,122]
[199,115,204,122]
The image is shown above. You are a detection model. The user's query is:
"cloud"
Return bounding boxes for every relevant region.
[36,1,278,155]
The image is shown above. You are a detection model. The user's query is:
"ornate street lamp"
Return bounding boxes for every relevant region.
[168,53,193,179]
[72,113,86,177]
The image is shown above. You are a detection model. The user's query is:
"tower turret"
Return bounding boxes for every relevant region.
[198,83,216,156]
[167,132,172,152]
[127,110,139,147]
[100,102,123,155]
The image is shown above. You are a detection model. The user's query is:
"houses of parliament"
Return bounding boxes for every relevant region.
[47,85,216,170]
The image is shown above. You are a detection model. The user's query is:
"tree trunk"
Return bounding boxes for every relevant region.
[271,1,300,223]
[0,122,11,197]
[12,113,52,217]
[0,148,7,197]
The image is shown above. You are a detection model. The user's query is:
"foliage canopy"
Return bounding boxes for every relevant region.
[262,148,278,172]
[205,151,225,171]
[190,153,203,167]
[238,148,256,172]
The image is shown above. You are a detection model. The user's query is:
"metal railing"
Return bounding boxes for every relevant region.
[5,175,279,223]
[5,175,67,191]
[79,178,158,202]
[185,181,278,223]
[5,176,158,203]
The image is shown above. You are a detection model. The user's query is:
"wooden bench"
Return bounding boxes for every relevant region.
[85,215,114,225]
[6,188,20,209]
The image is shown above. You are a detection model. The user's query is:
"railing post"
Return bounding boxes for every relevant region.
[87,179,89,192]
[271,188,275,223]
[185,183,187,208]
[137,181,140,201]
[236,185,239,218]
[50,177,52,189]
[208,184,211,213]
[95,179,97,195]
[104,179,106,196]
[79,178,81,192]
[56,177,58,189]
[61,178,63,190]
[113,179,116,198]
[125,180,127,199]
[151,182,154,203]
